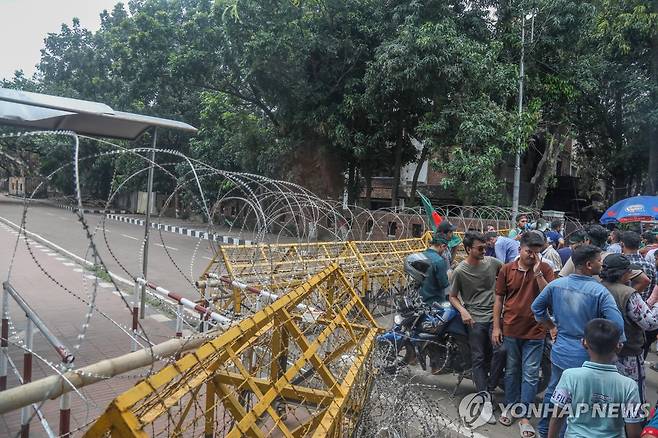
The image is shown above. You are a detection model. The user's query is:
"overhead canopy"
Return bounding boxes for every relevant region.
[0,88,197,140]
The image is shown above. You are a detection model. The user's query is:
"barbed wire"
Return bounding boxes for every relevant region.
[0,129,584,436]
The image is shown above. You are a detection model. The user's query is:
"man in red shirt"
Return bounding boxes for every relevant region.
[492,231,555,437]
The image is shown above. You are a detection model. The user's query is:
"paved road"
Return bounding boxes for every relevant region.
[0,207,197,436]
[0,195,218,299]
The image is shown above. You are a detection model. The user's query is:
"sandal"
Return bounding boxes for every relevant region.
[499,414,513,426]
[518,422,536,438]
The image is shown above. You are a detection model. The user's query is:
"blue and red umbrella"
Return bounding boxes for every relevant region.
[600,195,658,224]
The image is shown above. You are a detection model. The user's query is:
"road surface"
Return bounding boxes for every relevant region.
[0,195,212,436]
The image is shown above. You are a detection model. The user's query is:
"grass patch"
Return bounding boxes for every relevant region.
[85,264,112,282]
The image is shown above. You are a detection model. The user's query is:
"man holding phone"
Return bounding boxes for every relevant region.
[492,231,555,435]
[508,214,529,240]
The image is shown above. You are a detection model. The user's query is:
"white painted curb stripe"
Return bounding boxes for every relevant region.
[105,214,253,246]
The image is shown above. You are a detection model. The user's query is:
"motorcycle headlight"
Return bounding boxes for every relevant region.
[394,314,403,325]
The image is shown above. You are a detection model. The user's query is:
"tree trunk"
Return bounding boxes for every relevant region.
[408,143,429,207]
[530,131,564,208]
[390,133,404,208]
[363,168,372,209]
[612,173,626,203]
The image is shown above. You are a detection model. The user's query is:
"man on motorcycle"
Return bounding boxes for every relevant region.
[493,231,555,437]
[449,231,505,409]
[419,232,451,307]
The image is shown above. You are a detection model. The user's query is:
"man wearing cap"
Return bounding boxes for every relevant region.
[622,231,657,301]
[558,230,586,267]
[437,221,460,265]
[485,232,520,263]
[419,232,451,307]
[602,253,658,403]
[559,224,611,278]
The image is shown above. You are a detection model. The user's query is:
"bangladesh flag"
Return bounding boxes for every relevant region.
[417,191,442,231]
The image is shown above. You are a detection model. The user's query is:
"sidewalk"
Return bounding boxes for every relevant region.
[5,194,127,215]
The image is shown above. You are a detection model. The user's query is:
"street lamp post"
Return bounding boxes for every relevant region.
[140,127,157,318]
[511,12,526,223]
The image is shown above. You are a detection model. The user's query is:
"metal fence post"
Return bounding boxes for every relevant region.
[59,388,70,438]
[202,283,209,333]
[0,284,8,391]
[175,304,183,339]
[132,280,140,352]
[175,303,184,360]
[20,318,34,438]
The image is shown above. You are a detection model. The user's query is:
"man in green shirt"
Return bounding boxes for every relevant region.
[419,232,450,306]
[508,214,529,240]
[449,231,505,399]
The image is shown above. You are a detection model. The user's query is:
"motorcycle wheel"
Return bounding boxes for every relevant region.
[376,338,407,373]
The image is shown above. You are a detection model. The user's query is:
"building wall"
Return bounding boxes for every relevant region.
[8,176,47,198]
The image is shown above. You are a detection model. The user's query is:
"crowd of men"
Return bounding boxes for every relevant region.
[419,217,658,438]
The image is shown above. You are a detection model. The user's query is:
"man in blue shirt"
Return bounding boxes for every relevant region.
[548,319,643,438]
[485,232,520,263]
[607,229,623,254]
[546,220,565,249]
[532,244,626,438]
[558,230,586,266]
[419,232,450,306]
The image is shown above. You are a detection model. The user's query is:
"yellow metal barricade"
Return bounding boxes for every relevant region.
[86,264,379,437]
[198,235,432,316]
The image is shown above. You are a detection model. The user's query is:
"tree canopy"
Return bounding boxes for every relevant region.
[1,0,656,207]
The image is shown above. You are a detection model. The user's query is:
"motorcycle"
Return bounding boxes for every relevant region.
[377,295,553,395]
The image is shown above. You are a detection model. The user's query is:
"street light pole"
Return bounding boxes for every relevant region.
[140,127,157,319]
[511,12,526,223]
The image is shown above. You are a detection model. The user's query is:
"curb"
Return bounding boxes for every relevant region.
[5,194,127,215]
[54,203,128,215]
[105,214,253,245]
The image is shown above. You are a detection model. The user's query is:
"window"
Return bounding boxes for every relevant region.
[387,221,398,237]
[412,223,423,238]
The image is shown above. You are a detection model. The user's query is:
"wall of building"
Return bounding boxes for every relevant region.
[8,176,46,198]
